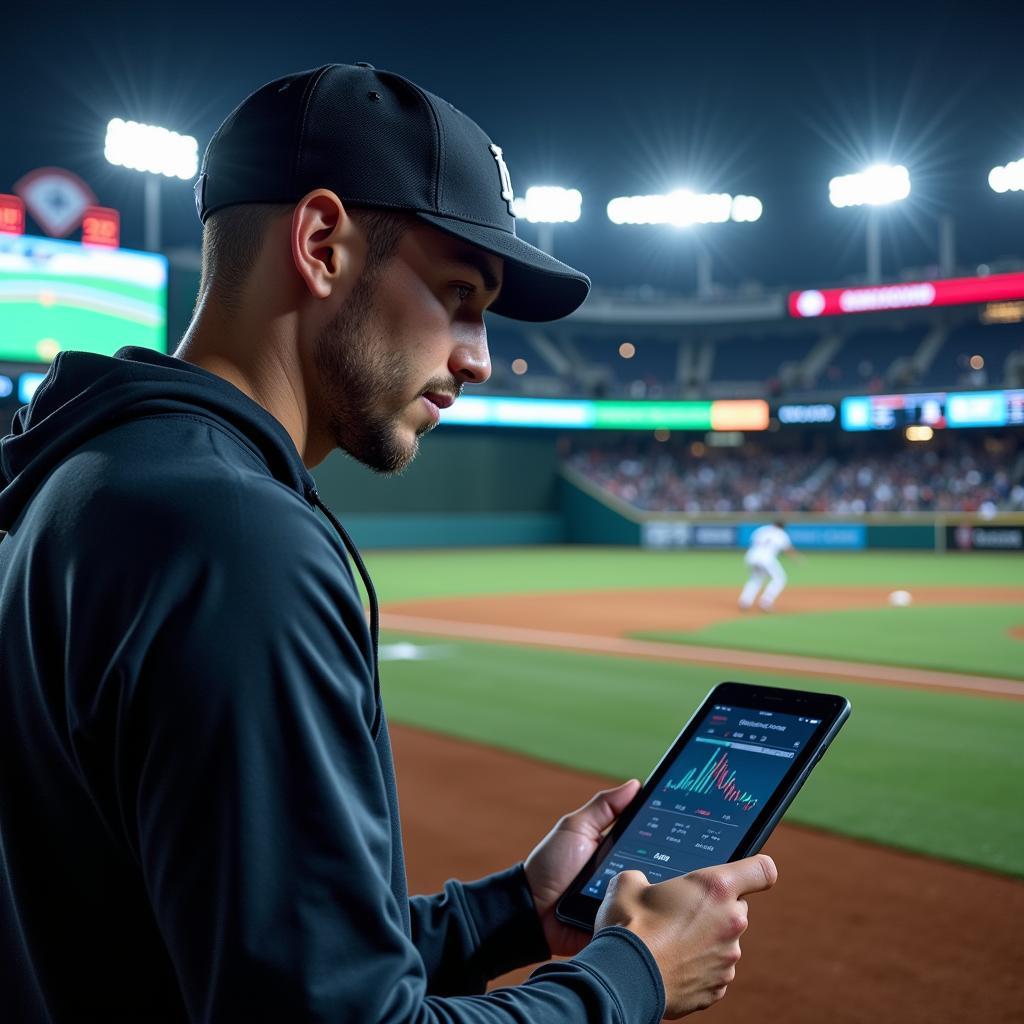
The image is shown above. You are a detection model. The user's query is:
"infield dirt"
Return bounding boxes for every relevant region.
[381,585,1024,699]
[383,584,1024,636]
[393,723,1024,1024]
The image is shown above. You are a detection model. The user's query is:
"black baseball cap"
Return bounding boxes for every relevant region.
[195,63,590,322]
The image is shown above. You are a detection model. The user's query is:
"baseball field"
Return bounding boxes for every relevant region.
[365,547,1024,1023]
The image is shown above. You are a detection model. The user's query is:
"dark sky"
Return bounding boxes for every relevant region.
[4,1,1023,294]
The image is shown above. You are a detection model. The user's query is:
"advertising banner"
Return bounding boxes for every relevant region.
[642,521,693,549]
[738,523,866,550]
[642,521,866,550]
[789,272,1024,318]
[947,524,1024,552]
[641,522,739,549]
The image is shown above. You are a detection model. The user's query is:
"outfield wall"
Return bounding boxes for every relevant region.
[312,430,563,548]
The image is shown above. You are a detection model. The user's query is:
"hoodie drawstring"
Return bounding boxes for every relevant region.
[306,486,382,736]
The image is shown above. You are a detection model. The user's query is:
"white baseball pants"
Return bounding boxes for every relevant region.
[739,555,787,609]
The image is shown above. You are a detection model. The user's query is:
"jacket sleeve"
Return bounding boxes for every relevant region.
[409,865,551,995]
[87,486,665,1024]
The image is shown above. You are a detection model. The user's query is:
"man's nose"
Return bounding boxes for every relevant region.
[449,328,491,384]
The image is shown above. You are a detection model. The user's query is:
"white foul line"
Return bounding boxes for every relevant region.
[379,613,1024,699]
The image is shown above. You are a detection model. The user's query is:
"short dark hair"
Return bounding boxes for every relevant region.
[198,203,409,313]
[774,519,786,529]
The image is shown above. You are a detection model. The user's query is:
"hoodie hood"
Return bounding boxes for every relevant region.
[0,347,314,531]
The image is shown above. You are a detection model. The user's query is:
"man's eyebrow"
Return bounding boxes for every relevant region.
[449,247,502,294]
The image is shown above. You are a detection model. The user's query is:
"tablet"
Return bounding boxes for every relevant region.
[555,681,851,931]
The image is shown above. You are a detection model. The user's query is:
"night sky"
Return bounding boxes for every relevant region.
[4,1,1023,295]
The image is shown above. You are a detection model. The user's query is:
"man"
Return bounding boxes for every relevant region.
[739,520,797,611]
[0,64,776,1022]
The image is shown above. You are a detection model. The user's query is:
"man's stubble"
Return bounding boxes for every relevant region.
[312,267,445,475]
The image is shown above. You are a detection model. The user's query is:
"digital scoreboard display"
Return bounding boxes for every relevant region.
[0,233,167,364]
[841,389,1024,431]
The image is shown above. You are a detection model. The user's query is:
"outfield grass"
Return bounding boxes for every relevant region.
[368,548,1022,678]
[639,604,1024,680]
[379,631,1024,877]
[365,548,1022,603]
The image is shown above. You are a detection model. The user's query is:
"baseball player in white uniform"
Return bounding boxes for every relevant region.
[739,520,795,611]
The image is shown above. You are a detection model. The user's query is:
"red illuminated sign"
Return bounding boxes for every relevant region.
[81,205,120,247]
[0,194,25,235]
[789,272,1024,318]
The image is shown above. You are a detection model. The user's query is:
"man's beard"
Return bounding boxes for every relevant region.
[313,270,439,474]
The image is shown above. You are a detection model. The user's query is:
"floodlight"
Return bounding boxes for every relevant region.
[512,186,582,223]
[606,190,764,226]
[828,164,910,208]
[103,118,199,252]
[989,158,1024,194]
[104,119,198,180]
[730,195,763,222]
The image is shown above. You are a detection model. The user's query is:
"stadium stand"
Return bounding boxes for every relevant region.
[924,321,1024,388]
[825,326,928,391]
[566,433,1024,514]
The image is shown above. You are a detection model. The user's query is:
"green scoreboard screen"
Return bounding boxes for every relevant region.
[0,233,167,363]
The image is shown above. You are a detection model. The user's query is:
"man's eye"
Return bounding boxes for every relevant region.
[453,284,474,302]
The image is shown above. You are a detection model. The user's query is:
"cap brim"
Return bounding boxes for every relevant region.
[416,212,590,322]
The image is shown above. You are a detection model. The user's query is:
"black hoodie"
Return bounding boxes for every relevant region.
[0,347,664,1023]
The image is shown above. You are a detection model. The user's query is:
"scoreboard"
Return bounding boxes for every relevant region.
[841,389,1024,431]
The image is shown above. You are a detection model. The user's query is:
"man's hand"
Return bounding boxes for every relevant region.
[595,855,778,1019]
[523,779,640,957]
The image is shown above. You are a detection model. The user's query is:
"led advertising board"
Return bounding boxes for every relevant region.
[440,397,770,431]
[841,389,1024,430]
[789,272,1024,318]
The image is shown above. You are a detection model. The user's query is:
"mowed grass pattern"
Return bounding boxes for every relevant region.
[378,632,1024,877]
[639,604,1024,680]
[365,548,1022,603]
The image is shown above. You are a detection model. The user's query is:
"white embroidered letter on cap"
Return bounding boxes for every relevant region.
[489,144,515,215]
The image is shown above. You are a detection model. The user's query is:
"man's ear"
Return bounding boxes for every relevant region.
[290,189,366,301]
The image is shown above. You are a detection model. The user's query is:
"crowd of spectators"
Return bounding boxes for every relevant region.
[566,438,1024,515]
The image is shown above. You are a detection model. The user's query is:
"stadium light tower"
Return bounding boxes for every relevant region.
[828,164,910,284]
[606,190,763,297]
[104,118,199,252]
[512,186,582,256]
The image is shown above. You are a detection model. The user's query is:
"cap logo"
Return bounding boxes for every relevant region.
[489,144,515,216]
[193,173,207,220]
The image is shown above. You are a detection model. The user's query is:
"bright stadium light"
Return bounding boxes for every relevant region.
[512,186,582,223]
[607,189,763,226]
[104,118,198,180]
[989,158,1024,194]
[828,164,911,208]
[730,194,763,222]
[104,118,199,253]
[829,164,910,284]
[511,185,581,256]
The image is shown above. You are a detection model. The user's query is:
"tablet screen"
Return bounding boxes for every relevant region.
[581,703,822,898]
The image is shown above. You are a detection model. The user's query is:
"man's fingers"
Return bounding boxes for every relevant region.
[697,855,778,900]
[604,868,648,902]
[566,779,640,832]
[601,779,641,814]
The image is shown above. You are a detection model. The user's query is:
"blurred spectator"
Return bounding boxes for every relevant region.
[566,436,1023,514]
